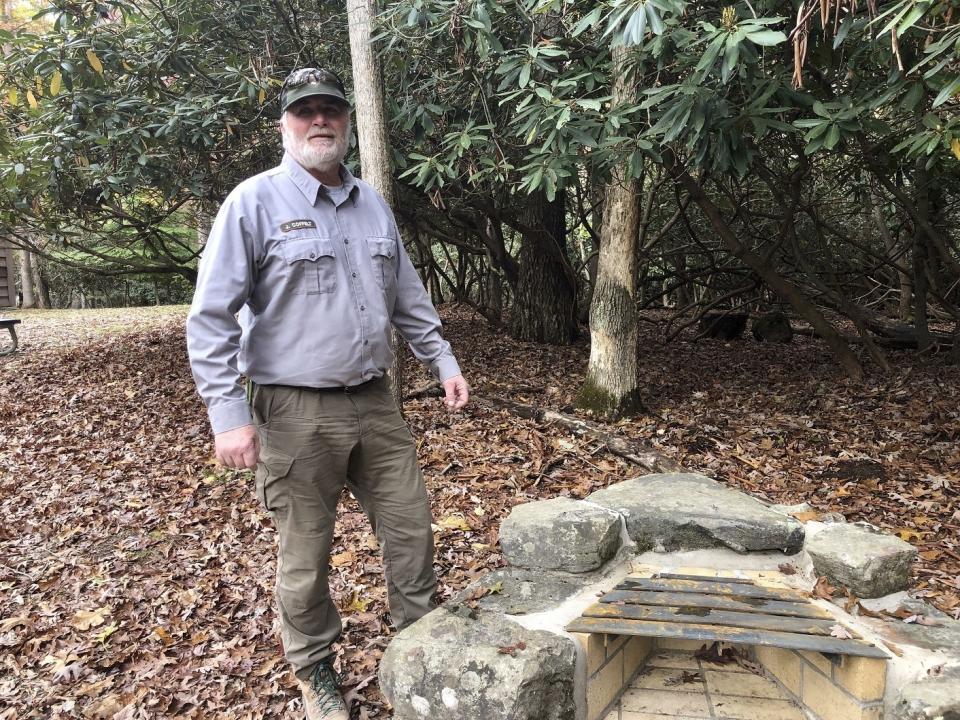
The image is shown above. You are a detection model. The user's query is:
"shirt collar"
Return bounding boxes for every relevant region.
[280,153,358,205]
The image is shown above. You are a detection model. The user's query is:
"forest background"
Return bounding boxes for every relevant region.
[1,0,959,716]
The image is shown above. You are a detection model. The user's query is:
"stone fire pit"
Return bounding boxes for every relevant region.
[380,473,960,720]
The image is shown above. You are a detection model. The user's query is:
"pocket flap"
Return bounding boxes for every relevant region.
[283,237,335,263]
[366,236,396,259]
[260,447,295,480]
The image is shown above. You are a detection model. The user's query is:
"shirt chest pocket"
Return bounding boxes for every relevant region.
[282,236,337,295]
[366,236,397,292]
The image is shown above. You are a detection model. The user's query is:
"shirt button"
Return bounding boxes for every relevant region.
[352,272,357,278]
[344,239,350,244]
[360,305,365,311]
[364,340,369,345]
[309,252,316,259]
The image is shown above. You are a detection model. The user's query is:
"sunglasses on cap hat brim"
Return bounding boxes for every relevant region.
[280,68,349,113]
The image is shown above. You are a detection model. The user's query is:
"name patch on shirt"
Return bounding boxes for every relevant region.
[280,219,317,233]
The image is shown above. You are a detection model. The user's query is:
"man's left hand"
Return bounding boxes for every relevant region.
[441,374,469,410]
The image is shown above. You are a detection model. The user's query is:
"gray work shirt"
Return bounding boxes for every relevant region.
[186,153,461,435]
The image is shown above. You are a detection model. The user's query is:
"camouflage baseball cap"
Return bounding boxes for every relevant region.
[279,68,348,113]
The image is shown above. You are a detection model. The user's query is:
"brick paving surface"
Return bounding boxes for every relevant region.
[604,650,805,720]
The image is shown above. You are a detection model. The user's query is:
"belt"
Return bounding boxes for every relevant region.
[263,376,383,394]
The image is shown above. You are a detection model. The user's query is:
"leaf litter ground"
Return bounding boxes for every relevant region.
[1,305,957,718]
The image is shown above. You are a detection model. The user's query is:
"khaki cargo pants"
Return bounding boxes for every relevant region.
[250,377,436,680]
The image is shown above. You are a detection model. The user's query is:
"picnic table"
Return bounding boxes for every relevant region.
[0,318,21,356]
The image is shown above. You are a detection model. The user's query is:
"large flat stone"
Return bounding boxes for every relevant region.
[858,609,960,655]
[586,473,803,554]
[379,607,576,720]
[892,666,960,720]
[447,566,599,615]
[805,523,917,598]
[499,497,621,572]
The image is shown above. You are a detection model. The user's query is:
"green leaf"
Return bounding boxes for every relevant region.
[744,29,787,46]
[645,3,664,36]
[902,82,924,111]
[932,76,960,108]
[879,0,916,37]
[571,7,602,37]
[621,7,647,46]
[823,124,841,149]
[896,2,928,36]
[695,34,726,78]
[722,34,741,84]
[833,15,854,48]
[803,122,829,140]
[519,62,531,88]
[475,3,492,32]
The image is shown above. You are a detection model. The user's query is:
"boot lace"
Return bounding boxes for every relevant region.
[310,660,345,715]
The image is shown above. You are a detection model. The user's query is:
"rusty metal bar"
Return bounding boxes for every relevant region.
[581,602,842,637]
[654,572,755,585]
[619,577,808,602]
[600,590,831,620]
[564,617,889,658]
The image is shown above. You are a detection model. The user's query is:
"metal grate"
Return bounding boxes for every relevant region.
[566,573,888,658]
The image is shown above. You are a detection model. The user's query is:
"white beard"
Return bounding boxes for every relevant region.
[282,124,349,175]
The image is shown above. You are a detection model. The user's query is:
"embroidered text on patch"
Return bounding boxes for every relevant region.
[280,219,317,232]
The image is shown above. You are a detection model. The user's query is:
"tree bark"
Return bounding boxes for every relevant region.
[347,0,405,408]
[35,260,52,308]
[577,45,643,418]
[347,0,392,200]
[667,157,864,381]
[868,187,912,321]
[509,190,577,344]
[911,161,932,352]
[18,249,37,309]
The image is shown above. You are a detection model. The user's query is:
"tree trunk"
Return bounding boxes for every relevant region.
[196,204,214,250]
[509,190,576,344]
[486,265,503,322]
[18,249,37,308]
[482,218,504,322]
[912,162,932,352]
[347,0,392,200]
[347,0,406,408]
[868,187,912,321]
[667,157,864,381]
[35,260,52,308]
[577,45,643,418]
[671,252,692,309]
[578,177,604,323]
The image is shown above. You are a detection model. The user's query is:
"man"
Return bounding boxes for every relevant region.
[186,67,468,720]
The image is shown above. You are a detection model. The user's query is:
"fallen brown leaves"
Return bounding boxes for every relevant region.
[692,641,761,674]
[1,305,958,717]
[663,670,701,686]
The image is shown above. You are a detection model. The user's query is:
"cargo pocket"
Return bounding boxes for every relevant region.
[282,236,337,295]
[255,443,295,512]
[365,236,397,292]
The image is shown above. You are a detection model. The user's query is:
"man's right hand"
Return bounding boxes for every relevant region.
[214,425,261,469]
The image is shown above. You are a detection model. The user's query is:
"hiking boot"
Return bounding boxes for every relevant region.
[298,659,348,720]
